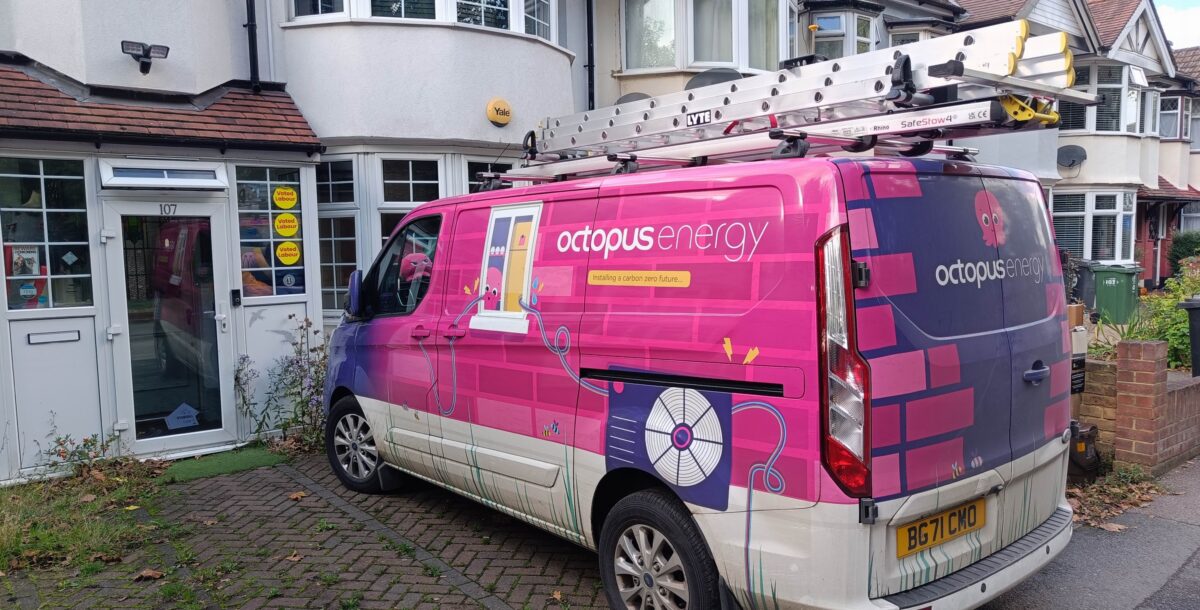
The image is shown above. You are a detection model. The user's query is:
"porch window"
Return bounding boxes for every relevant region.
[1050,192,1136,263]
[235,166,307,297]
[0,157,91,309]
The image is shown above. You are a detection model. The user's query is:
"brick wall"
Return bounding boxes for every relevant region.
[1111,341,1200,475]
[1077,359,1118,451]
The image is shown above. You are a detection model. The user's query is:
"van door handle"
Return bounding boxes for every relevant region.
[411,326,431,339]
[1023,362,1050,385]
[443,325,467,339]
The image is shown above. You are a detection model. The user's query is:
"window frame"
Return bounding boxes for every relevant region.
[463,157,517,194]
[811,11,877,60]
[1050,191,1137,263]
[1061,64,1152,135]
[0,156,94,312]
[363,212,444,319]
[293,0,347,19]
[467,201,542,334]
[622,0,794,73]
[315,155,360,316]
[233,165,310,299]
[1182,202,1200,232]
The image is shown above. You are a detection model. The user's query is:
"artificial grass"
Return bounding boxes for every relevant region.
[157,446,286,484]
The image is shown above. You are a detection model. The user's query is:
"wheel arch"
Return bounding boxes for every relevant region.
[589,467,676,546]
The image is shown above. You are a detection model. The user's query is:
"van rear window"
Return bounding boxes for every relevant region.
[847,171,1006,338]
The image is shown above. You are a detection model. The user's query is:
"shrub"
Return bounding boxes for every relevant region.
[1127,270,1200,369]
[1169,231,1200,276]
[262,316,329,450]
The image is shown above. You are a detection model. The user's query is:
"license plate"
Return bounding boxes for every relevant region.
[896,498,986,558]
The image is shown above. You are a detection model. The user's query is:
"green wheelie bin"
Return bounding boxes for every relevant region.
[1093,265,1143,324]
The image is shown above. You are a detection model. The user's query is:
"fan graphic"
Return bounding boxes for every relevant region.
[644,388,724,487]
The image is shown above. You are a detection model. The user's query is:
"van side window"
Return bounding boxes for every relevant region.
[374,215,441,316]
[466,202,543,334]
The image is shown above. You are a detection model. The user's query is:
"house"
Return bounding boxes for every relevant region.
[0,0,585,483]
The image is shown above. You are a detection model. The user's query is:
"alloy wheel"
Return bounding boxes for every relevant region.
[613,524,689,609]
[332,412,377,482]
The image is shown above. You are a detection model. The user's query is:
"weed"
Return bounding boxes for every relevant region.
[340,591,364,610]
[173,542,196,565]
[422,563,443,578]
[159,581,198,603]
[319,572,340,586]
[78,561,104,577]
[267,587,281,599]
[315,518,336,532]
[484,582,497,593]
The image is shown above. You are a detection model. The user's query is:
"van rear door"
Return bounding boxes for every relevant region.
[982,175,1072,546]
[838,159,1016,597]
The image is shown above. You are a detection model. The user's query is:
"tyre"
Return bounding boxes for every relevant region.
[598,489,721,610]
[325,397,385,494]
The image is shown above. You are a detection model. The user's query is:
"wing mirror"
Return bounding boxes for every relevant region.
[346,269,364,318]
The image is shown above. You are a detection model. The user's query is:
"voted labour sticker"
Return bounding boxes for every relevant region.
[274,212,299,237]
[276,241,301,266]
[272,185,298,209]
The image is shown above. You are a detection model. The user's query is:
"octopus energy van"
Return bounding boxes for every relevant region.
[323,21,1083,610]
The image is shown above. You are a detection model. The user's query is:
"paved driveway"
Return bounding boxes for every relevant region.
[10,455,605,610]
[9,455,1199,610]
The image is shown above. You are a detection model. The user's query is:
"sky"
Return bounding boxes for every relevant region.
[1156,0,1200,49]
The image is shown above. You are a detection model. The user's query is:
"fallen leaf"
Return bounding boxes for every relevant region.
[551,590,563,601]
[134,568,164,581]
[1097,522,1127,532]
[202,519,218,526]
[124,505,140,511]
[285,551,303,562]
[90,553,122,563]
[90,469,107,482]
[287,491,308,501]
[79,493,97,503]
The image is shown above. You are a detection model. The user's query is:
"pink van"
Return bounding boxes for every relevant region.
[323,156,1073,609]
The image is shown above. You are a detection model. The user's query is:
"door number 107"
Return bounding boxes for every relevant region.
[159,204,178,216]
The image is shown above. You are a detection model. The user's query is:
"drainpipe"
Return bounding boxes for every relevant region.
[244,0,262,93]
[585,0,595,110]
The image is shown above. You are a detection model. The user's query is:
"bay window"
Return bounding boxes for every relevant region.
[748,0,780,70]
[1058,65,1152,134]
[813,14,844,59]
[890,31,920,46]
[295,0,344,16]
[693,0,733,63]
[1050,192,1137,262]
[812,12,876,59]
[371,0,435,18]
[625,0,677,69]
[458,0,509,29]
[525,0,553,40]
[1160,96,1194,141]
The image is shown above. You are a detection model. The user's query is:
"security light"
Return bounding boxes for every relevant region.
[121,40,170,75]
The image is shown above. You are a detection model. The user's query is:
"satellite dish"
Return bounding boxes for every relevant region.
[685,68,743,90]
[1057,145,1087,168]
[615,92,651,105]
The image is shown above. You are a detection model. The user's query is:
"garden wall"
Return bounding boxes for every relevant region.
[1079,341,1200,475]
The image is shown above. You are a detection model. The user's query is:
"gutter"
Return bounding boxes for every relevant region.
[0,127,325,156]
[586,0,596,110]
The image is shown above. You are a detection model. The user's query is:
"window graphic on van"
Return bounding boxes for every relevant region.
[470,203,542,333]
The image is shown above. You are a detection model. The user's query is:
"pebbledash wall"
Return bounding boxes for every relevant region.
[1076,341,1200,475]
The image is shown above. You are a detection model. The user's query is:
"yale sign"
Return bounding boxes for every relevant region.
[487,98,512,127]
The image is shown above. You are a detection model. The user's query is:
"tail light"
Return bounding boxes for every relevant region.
[816,225,871,498]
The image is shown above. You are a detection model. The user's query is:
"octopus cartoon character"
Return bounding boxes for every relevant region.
[974,190,1007,247]
[400,252,432,282]
[482,266,503,309]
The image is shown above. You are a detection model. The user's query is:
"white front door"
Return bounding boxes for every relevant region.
[103,200,237,454]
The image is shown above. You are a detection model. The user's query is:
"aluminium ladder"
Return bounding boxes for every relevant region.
[494,20,1093,182]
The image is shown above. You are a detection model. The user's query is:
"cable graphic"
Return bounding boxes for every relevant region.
[732,400,787,609]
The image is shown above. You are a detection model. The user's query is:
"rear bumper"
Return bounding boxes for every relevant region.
[883,507,1073,610]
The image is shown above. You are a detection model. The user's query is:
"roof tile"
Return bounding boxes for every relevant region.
[0,64,319,149]
[956,0,1028,25]
[1086,0,1141,47]
[1175,47,1200,80]
[1138,176,1200,201]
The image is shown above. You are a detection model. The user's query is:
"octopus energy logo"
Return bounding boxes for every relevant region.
[556,221,769,262]
[935,255,1045,289]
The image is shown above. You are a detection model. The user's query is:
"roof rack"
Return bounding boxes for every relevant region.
[492,21,1093,182]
